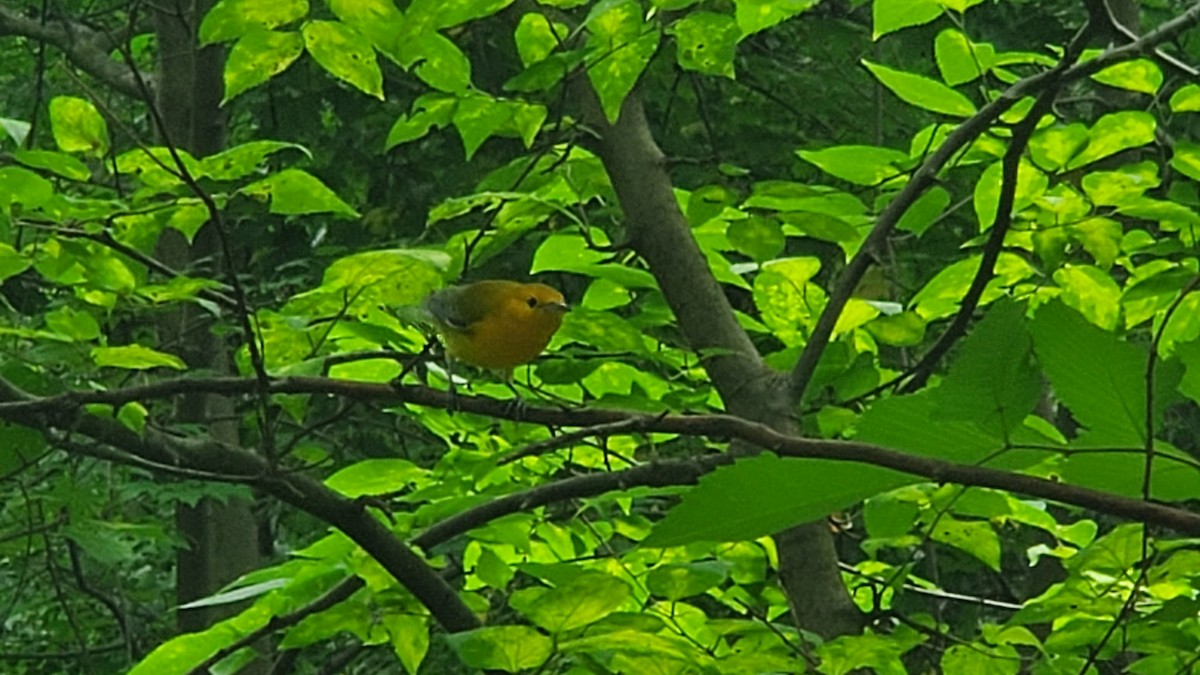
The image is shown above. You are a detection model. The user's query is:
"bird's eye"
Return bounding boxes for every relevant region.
[526,296,539,308]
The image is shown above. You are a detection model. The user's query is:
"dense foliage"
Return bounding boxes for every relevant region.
[4,0,1200,673]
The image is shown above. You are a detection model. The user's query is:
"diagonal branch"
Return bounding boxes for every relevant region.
[789,0,1200,401]
[0,5,149,99]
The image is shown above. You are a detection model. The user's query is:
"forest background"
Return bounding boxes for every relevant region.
[4,0,1200,673]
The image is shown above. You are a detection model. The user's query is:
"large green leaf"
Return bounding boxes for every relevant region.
[798,145,909,185]
[863,60,976,117]
[325,459,428,497]
[240,169,359,216]
[1029,301,1152,447]
[928,300,1040,435]
[644,453,907,547]
[973,158,1049,229]
[733,0,817,37]
[223,30,304,101]
[12,149,91,181]
[302,21,383,99]
[1091,58,1162,96]
[934,29,994,86]
[200,0,308,44]
[1066,111,1156,170]
[512,571,630,633]
[93,345,187,371]
[585,1,660,122]
[445,625,553,672]
[49,96,109,157]
[670,11,738,78]
[1052,265,1122,330]
[872,0,943,39]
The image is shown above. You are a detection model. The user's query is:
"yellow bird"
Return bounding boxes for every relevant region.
[423,280,569,377]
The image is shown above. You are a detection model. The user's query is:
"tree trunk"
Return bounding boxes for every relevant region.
[576,84,863,639]
[151,0,262,637]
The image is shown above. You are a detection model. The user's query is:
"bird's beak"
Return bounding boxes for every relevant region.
[547,301,570,314]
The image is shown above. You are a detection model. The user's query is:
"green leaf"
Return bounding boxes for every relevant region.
[286,248,448,315]
[872,0,943,39]
[179,579,288,610]
[1091,58,1162,96]
[931,516,1002,571]
[646,562,729,600]
[935,29,994,86]
[896,186,950,236]
[670,11,739,78]
[753,257,826,347]
[240,169,359,217]
[114,146,202,187]
[515,571,630,633]
[973,158,1048,230]
[938,0,984,12]
[863,60,976,117]
[1069,218,1122,270]
[200,141,310,181]
[329,0,405,51]
[1170,141,1200,182]
[928,300,1040,435]
[866,311,926,346]
[1066,111,1156,170]
[1052,265,1121,330]
[410,32,473,92]
[408,0,515,29]
[798,145,909,185]
[0,117,31,145]
[0,243,30,283]
[383,615,429,675]
[1080,161,1159,206]
[325,459,427,497]
[1028,123,1088,171]
[46,306,101,341]
[223,30,304,101]
[645,454,908,547]
[12,149,91,181]
[727,216,784,261]
[515,13,569,66]
[49,96,110,157]
[1030,301,1148,446]
[559,309,648,355]
[93,345,187,371]
[941,642,1020,675]
[131,624,243,674]
[585,2,660,123]
[733,0,817,37]
[0,168,53,210]
[385,94,457,150]
[863,493,919,538]
[200,0,308,44]
[445,625,553,672]
[302,21,383,99]
[452,94,518,159]
[1170,83,1200,112]
[858,392,1035,469]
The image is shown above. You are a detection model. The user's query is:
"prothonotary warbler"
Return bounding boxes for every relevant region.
[423,280,569,378]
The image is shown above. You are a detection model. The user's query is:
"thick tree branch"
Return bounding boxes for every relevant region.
[573,85,778,417]
[5,376,1200,536]
[0,6,149,99]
